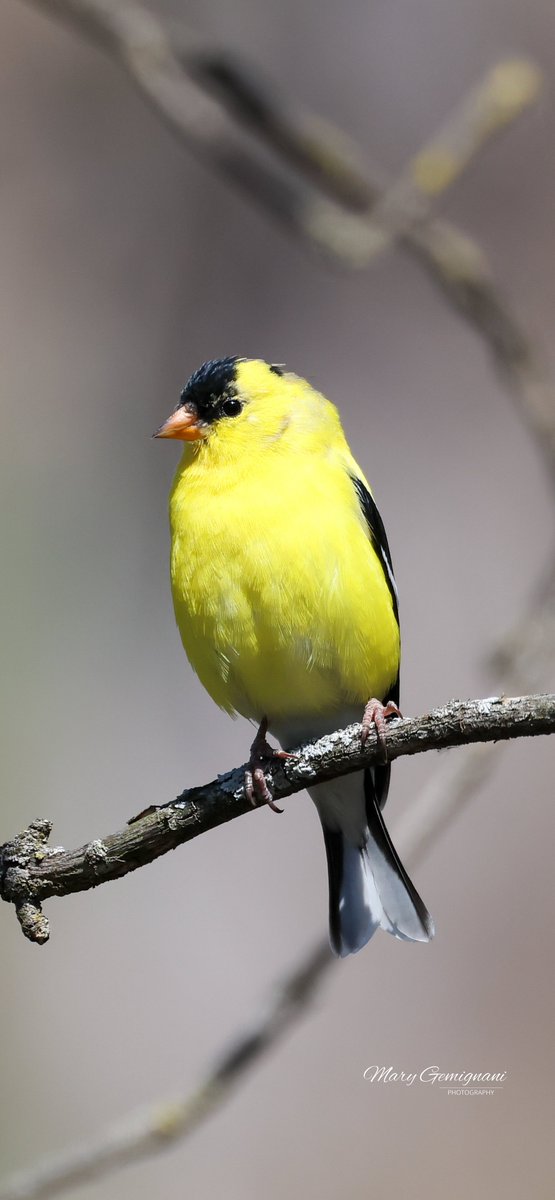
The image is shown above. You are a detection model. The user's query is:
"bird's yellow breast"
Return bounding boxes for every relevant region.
[169,384,399,724]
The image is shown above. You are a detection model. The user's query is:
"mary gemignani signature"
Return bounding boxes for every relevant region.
[363,1065,507,1088]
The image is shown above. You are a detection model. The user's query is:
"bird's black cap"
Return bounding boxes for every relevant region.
[178,357,286,424]
[179,357,239,417]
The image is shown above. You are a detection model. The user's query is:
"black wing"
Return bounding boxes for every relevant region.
[351,472,400,757]
[351,474,399,626]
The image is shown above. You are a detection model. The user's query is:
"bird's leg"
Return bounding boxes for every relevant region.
[244,717,296,814]
[361,698,402,762]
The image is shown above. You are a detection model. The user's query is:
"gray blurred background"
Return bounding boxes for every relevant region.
[1,1,554,1197]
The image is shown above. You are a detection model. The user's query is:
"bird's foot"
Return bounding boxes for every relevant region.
[244,717,296,814]
[361,698,402,762]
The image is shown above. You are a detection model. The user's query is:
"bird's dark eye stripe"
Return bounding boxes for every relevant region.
[221,397,242,417]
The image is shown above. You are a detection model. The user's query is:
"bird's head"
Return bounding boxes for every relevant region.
[154,357,342,461]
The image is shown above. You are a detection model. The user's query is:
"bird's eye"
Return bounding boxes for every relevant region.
[221,397,242,418]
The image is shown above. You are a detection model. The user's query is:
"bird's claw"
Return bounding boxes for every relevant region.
[361,698,402,762]
[245,766,284,813]
[244,717,297,813]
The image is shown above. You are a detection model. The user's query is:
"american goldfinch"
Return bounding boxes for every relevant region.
[156,357,434,955]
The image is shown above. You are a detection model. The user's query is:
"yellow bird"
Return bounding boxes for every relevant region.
[156,357,434,955]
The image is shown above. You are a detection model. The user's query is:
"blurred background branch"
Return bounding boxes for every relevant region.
[25,2,542,252]
[23,0,555,487]
[0,939,331,1200]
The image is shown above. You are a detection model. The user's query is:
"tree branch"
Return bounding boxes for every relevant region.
[1,693,553,945]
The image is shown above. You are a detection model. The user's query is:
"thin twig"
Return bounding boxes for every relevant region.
[1,694,553,944]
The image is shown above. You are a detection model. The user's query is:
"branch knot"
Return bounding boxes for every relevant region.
[0,819,54,944]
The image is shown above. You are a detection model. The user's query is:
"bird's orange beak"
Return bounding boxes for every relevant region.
[153,403,206,441]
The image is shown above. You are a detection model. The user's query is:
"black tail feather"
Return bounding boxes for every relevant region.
[322,827,344,956]
[364,769,434,940]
